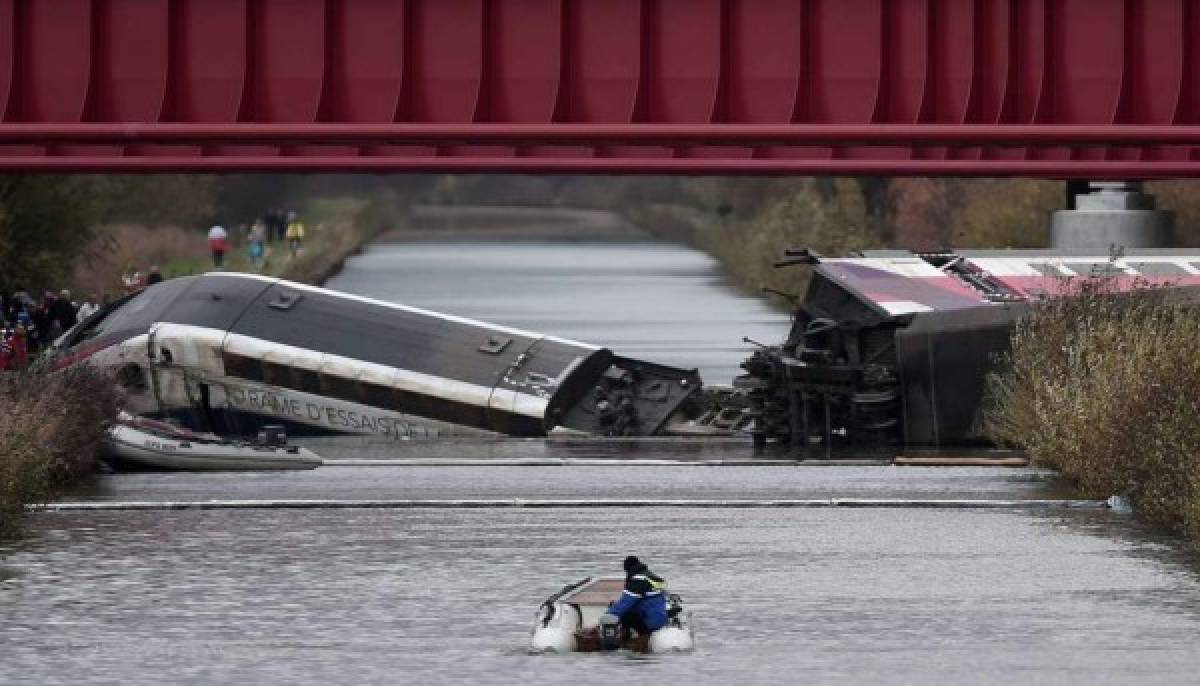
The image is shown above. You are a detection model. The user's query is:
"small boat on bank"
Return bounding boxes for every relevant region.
[102,415,323,471]
[530,576,695,654]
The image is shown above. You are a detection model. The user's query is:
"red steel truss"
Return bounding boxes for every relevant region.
[2,0,1200,177]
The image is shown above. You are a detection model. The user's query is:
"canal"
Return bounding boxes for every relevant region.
[4,234,1200,684]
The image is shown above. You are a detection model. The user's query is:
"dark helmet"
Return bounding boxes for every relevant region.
[623,555,643,574]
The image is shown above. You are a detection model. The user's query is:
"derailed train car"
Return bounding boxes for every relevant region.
[52,273,702,439]
[737,248,1200,450]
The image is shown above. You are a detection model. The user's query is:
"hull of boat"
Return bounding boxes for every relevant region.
[103,424,322,471]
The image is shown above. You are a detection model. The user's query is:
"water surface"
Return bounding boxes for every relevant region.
[5,237,1200,684]
[326,240,789,384]
[5,504,1200,685]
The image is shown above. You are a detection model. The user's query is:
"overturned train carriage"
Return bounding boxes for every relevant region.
[53,273,701,439]
[739,248,1200,450]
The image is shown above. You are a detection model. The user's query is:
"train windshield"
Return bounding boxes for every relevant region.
[60,277,195,350]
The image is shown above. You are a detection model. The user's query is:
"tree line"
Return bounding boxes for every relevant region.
[4,173,1199,300]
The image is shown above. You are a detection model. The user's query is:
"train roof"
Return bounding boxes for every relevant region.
[812,249,1200,317]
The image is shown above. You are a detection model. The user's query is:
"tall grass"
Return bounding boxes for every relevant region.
[984,278,1200,541]
[0,365,119,538]
[71,223,208,296]
[688,179,881,306]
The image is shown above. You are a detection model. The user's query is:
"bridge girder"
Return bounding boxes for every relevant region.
[2,0,1199,176]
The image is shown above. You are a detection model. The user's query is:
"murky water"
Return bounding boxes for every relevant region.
[60,461,1070,504]
[5,238,1200,684]
[326,240,789,384]
[5,503,1200,685]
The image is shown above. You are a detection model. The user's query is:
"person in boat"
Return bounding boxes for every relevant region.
[601,556,669,637]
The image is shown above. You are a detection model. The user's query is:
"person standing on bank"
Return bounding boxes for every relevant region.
[601,556,669,637]
[285,211,305,257]
[145,266,164,286]
[208,224,229,268]
[248,219,267,269]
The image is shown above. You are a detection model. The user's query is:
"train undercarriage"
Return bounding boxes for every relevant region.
[727,247,1200,450]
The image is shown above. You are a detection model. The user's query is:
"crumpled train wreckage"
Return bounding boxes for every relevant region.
[52,249,1200,449]
[732,248,1200,451]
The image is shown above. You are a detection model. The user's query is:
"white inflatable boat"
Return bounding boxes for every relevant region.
[530,577,694,654]
[103,416,323,471]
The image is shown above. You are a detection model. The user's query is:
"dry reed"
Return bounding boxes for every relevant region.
[0,364,120,537]
[985,275,1200,541]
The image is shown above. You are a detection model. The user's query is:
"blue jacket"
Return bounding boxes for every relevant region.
[607,565,668,632]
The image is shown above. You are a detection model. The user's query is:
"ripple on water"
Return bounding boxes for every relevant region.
[2,506,1200,684]
[8,240,1200,683]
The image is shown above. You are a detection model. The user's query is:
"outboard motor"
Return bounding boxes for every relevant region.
[257,424,288,447]
[667,594,684,622]
[598,614,621,651]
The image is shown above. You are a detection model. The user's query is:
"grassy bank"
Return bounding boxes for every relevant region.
[985,282,1200,542]
[68,191,406,297]
[0,365,119,538]
[616,179,1198,309]
[616,178,1064,308]
[159,194,403,286]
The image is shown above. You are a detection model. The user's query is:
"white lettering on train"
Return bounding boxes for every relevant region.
[226,387,415,439]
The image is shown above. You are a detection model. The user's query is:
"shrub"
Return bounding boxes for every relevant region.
[694,179,883,303]
[985,278,1200,541]
[0,364,120,537]
[71,222,209,296]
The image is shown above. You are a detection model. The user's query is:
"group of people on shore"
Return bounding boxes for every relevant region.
[1,289,90,370]
[0,267,164,371]
[4,208,311,371]
[208,209,306,269]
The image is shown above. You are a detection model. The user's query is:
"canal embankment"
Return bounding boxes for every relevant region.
[986,283,1200,544]
[160,194,406,287]
[0,365,118,538]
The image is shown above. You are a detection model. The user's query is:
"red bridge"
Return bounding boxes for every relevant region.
[2,0,1200,177]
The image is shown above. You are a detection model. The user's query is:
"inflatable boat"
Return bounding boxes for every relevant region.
[530,577,694,654]
[102,415,323,471]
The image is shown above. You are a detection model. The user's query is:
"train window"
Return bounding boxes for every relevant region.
[320,374,359,403]
[296,369,321,394]
[223,352,264,382]
[360,382,396,410]
[262,361,293,387]
[64,278,192,348]
[61,292,136,346]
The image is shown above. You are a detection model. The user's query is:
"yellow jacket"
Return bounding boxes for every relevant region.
[285,221,306,239]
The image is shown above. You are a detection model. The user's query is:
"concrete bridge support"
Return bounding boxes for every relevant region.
[1051,182,1175,251]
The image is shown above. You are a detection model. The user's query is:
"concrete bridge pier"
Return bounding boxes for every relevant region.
[1051,181,1175,251]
